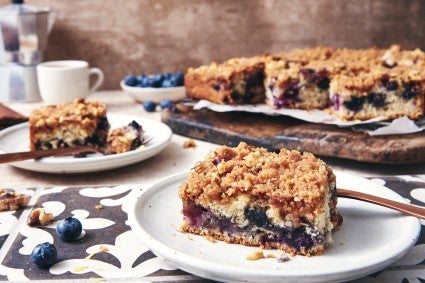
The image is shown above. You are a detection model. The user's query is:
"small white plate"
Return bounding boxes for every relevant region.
[120,81,186,103]
[0,114,172,173]
[128,170,421,283]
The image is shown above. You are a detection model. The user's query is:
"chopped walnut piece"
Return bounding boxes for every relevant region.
[99,246,109,252]
[0,189,30,211]
[246,250,265,260]
[27,208,54,226]
[183,139,196,148]
[95,204,104,210]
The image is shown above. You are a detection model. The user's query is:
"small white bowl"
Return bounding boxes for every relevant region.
[120,81,186,103]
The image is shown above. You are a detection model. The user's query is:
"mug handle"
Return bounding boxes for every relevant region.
[88,67,104,93]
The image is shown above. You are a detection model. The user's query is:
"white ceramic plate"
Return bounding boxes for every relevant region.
[120,81,186,103]
[128,170,421,283]
[0,114,172,173]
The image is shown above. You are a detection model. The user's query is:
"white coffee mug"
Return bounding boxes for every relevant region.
[37,60,104,104]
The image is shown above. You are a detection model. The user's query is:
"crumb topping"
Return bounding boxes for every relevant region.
[187,57,265,80]
[29,98,107,131]
[179,142,335,207]
[183,139,197,148]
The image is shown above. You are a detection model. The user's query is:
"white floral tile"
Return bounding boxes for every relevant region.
[0,177,423,282]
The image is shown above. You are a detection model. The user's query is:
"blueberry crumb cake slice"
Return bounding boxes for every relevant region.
[29,98,110,151]
[185,57,266,105]
[179,142,342,256]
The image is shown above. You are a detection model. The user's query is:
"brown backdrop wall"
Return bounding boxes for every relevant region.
[1,0,425,90]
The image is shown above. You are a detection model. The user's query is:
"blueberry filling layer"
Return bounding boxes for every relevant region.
[182,203,326,252]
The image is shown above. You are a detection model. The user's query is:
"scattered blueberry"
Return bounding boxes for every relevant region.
[56,217,82,242]
[143,100,157,112]
[123,75,139,87]
[31,242,57,268]
[159,99,173,109]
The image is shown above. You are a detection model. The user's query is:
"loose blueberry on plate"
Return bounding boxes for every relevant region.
[143,100,157,112]
[31,242,57,268]
[159,99,173,109]
[123,75,139,87]
[56,217,83,242]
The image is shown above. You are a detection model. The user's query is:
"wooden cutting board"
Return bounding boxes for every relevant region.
[161,104,425,164]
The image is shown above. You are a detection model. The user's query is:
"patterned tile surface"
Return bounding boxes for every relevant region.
[0,177,423,282]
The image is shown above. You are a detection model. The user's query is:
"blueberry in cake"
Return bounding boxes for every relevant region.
[179,142,342,256]
[186,45,425,121]
[106,120,145,154]
[29,98,110,151]
[329,67,425,120]
[185,57,266,104]
[264,57,344,110]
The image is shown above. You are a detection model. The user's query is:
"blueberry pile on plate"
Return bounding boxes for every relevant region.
[123,71,184,88]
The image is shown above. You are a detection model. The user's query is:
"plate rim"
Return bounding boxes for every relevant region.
[120,81,186,102]
[128,170,421,283]
[0,114,172,173]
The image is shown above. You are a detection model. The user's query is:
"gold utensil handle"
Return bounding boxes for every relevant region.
[337,188,425,220]
[0,146,100,163]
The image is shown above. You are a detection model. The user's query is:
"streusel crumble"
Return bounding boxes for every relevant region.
[179,142,341,256]
[29,98,110,151]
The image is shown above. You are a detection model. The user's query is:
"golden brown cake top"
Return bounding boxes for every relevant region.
[332,47,384,64]
[179,142,335,207]
[382,44,425,68]
[186,56,265,81]
[272,46,335,63]
[331,64,425,93]
[29,98,107,130]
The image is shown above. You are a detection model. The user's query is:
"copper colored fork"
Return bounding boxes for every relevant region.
[0,146,100,164]
[337,188,425,220]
